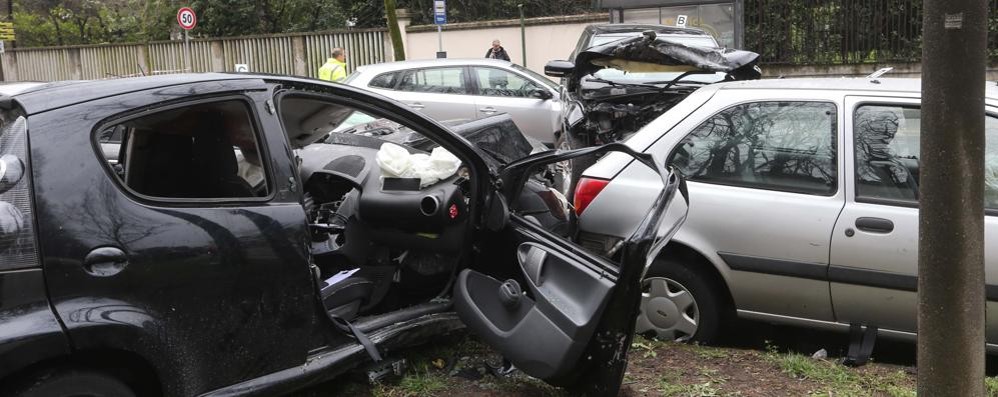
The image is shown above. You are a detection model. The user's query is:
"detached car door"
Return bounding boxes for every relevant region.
[454,145,688,396]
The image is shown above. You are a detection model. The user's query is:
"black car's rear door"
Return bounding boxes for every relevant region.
[454,144,687,396]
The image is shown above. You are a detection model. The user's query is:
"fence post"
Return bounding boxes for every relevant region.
[1,52,14,82]
[209,41,224,72]
[292,36,306,76]
[68,48,82,80]
[136,44,150,75]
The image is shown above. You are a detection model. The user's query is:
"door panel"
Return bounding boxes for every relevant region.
[470,67,558,143]
[394,67,477,122]
[33,88,316,395]
[455,144,686,394]
[831,98,998,342]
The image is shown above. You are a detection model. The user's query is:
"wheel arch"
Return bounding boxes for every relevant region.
[0,348,162,397]
[658,241,736,313]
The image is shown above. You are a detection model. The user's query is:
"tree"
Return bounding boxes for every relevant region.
[384,0,404,60]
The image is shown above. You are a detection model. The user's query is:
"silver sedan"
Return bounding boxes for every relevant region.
[577,77,998,351]
[345,58,562,145]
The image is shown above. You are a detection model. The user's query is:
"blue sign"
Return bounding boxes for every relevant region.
[434,0,446,25]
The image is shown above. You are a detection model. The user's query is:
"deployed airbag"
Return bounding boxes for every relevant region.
[375,143,461,188]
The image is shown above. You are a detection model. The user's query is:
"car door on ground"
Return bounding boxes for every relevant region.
[469,66,559,144]
[389,66,477,122]
[830,98,998,342]
[34,86,318,395]
[660,96,844,321]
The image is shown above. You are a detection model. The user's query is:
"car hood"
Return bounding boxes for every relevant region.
[572,32,761,87]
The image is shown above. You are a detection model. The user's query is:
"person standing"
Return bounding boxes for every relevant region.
[484,39,510,61]
[318,48,348,82]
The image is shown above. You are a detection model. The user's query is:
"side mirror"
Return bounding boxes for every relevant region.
[529,88,553,100]
[544,60,575,78]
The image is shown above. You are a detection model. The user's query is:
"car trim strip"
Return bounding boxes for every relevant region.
[719,252,998,301]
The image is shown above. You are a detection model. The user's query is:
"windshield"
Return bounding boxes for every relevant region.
[587,33,725,85]
[511,64,560,91]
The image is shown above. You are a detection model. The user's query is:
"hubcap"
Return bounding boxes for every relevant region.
[635,277,699,342]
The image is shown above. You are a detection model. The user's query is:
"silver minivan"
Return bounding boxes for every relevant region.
[577,77,998,349]
[345,58,562,144]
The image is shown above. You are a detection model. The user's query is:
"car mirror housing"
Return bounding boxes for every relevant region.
[530,89,553,100]
[544,60,575,78]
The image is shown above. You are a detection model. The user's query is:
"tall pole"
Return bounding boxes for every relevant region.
[918,0,988,396]
[518,4,526,67]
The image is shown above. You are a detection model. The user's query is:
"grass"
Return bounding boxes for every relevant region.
[762,345,916,397]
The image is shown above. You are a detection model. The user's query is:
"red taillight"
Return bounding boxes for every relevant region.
[573,177,610,216]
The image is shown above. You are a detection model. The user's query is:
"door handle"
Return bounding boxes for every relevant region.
[855,217,894,234]
[409,102,425,109]
[479,107,497,114]
[83,246,129,277]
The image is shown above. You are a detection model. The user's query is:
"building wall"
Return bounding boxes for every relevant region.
[402,14,608,74]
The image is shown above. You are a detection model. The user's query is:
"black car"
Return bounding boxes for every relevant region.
[544,24,761,196]
[0,74,686,397]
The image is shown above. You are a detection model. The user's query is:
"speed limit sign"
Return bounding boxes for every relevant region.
[177,7,197,30]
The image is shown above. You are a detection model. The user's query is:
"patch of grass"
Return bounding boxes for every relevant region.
[764,350,916,397]
[371,365,447,397]
[692,344,731,360]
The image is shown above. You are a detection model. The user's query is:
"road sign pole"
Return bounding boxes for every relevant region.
[184,29,191,72]
[437,25,442,53]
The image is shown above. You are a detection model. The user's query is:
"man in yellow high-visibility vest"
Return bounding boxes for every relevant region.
[318,48,348,82]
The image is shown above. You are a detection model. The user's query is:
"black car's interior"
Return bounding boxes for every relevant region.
[280,95,476,320]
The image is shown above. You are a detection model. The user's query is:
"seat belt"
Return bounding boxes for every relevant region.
[327,311,382,363]
[842,323,877,367]
[313,263,382,362]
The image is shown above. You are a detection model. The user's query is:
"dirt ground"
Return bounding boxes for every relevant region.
[296,321,931,397]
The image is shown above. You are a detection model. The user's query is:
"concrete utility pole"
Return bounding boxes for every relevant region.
[918,0,988,395]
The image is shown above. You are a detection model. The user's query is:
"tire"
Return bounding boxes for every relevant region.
[6,367,136,397]
[553,132,594,202]
[635,258,727,344]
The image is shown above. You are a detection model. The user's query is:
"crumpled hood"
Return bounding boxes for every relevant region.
[573,31,761,86]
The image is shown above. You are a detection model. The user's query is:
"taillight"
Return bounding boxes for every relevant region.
[573,177,609,216]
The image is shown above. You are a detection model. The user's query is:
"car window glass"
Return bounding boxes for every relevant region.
[854,105,998,209]
[96,99,269,199]
[669,101,838,195]
[396,67,467,94]
[368,72,397,89]
[473,67,539,98]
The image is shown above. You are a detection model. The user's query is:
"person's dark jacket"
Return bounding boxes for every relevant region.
[485,46,511,61]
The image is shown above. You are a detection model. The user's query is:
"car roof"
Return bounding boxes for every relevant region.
[353,58,514,74]
[704,77,998,100]
[585,23,708,36]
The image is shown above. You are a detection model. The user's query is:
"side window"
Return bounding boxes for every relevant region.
[853,105,921,202]
[854,105,998,209]
[473,67,539,98]
[396,67,467,94]
[668,101,838,195]
[95,99,269,200]
[368,72,397,89]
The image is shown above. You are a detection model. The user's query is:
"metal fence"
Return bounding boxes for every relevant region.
[0,28,388,82]
[745,0,998,65]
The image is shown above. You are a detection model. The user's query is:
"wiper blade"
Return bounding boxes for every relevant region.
[585,77,659,89]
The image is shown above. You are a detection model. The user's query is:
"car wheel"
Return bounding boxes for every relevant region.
[552,132,594,201]
[6,367,136,397]
[635,258,724,344]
